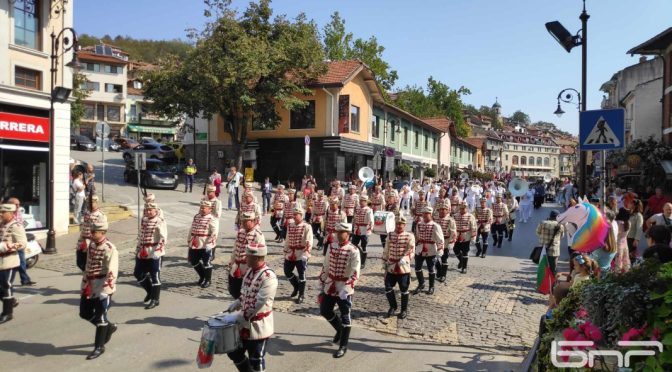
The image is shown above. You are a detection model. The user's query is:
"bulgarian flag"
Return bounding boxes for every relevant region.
[536,254,555,294]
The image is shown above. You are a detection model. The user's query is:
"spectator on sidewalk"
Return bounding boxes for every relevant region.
[7,198,35,286]
[262,177,273,214]
[83,164,96,213]
[184,159,197,193]
[643,225,672,263]
[208,168,222,197]
[645,187,670,219]
[71,171,86,224]
[226,166,243,210]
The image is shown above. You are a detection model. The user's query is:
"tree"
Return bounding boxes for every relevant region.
[78,34,192,63]
[394,163,412,179]
[70,72,91,134]
[511,110,530,124]
[145,0,326,168]
[463,104,479,116]
[322,12,398,92]
[394,77,471,138]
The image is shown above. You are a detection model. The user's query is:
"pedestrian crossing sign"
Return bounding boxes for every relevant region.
[579,108,625,150]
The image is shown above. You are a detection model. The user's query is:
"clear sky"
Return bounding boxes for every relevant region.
[75,0,672,135]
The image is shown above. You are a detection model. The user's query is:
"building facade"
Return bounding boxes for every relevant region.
[559,145,577,179]
[501,131,560,179]
[0,0,74,235]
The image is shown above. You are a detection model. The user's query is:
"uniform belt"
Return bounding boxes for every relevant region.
[417,240,435,244]
[249,310,272,322]
[328,274,347,281]
[288,246,304,250]
[86,274,106,280]
[356,223,368,226]
[235,259,246,264]
[458,229,470,233]
[141,243,157,247]
[191,234,208,237]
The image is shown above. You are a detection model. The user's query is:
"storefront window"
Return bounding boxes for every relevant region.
[0,147,48,230]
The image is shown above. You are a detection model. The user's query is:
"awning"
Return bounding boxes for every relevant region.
[127,124,175,134]
[0,144,49,152]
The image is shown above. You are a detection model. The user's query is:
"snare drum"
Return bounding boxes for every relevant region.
[373,211,395,235]
[205,316,241,354]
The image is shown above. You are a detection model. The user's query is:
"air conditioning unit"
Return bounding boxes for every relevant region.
[242,149,256,161]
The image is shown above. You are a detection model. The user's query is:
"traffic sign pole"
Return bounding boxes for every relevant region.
[96,121,110,202]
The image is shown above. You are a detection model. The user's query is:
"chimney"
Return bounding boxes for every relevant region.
[639,56,647,63]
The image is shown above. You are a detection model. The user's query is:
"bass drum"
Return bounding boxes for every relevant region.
[373,211,395,235]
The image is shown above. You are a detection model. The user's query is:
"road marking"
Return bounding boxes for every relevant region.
[18,294,34,301]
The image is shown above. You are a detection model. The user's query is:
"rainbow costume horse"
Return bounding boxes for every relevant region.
[535,199,609,293]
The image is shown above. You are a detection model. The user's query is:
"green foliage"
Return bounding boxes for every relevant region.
[608,137,672,187]
[145,0,326,168]
[70,72,91,133]
[424,167,436,178]
[322,12,398,92]
[510,110,530,125]
[78,34,192,63]
[463,104,479,116]
[394,163,413,179]
[394,77,471,138]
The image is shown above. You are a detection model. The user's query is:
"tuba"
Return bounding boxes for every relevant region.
[543,173,553,183]
[508,177,528,197]
[358,166,375,183]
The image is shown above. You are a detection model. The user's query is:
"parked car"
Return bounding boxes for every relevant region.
[70,135,97,151]
[122,143,177,163]
[165,142,186,162]
[114,137,140,150]
[123,158,179,189]
[140,137,160,145]
[108,141,121,152]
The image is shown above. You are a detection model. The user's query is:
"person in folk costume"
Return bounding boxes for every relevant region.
[449,188,462,218]
[351,195,374,269]
[490,193,510,249]
[0,203,27,324]
[134,202,167,310]
[384,182,399,205]
[341,185,359,224]
[411,190,428,234]
[382,215,415,319]
[412,206,445,295]
[330,180,345,203]
[79,221,119,360]
[280,189,298,243]
[242,183,259,204]
[76,195,108,272]
[504,191,519,241]
[144,193,164,219]
[237,190,263,228]
[318,222,361,358]
[434,199,457,282]
[203,185,223,260]
[380,194,400,249]
[370,185,386,213]
[187,200,218,288]
[229,211,266,299]
[270,185,288,242]
[310,190,329,252]
[433,189,450,220]
[454,201,478,273]
[225,242,278,372]
[323,197,347,256]
[474,196,494,258]
[283,205,313,304]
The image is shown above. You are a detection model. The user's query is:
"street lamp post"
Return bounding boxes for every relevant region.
[45,28,80,254]
[545,0,589,196]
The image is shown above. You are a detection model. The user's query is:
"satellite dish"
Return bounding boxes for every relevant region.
[358,167,375,183]
[508,177,529,197]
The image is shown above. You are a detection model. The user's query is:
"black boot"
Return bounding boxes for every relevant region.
[194,265,205,285]
[0,298,14,324]
[481,243,488,258]
[145,285,161,309]
[461,257,469,274]
[398,293,409,319]
[327,317,342,344]
[456,255,463,270]
[141,279,152,303]
[234,357,252,372]
[475,242,482,257]
[434,260,442,281]
[412,271,425,295]
[497,235,503,248]
[333,326,351,358]
[289,276,299,298]
[508,229,514,242]
[385,290,397,317]
[105,323,117,344]
[200,268,212,288]
[360,252,368,270]
[426,273,435,295]
[296,281,306,304]
[440,264,449,282]
[86,325,108,360]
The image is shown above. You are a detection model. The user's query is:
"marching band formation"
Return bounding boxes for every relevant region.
[0,168,544,371]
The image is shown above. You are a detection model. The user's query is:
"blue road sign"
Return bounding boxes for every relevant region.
[579,108,625,150]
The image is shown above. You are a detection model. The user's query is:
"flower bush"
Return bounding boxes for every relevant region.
[537,260,672,371]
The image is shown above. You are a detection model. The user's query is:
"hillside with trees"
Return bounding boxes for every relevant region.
[78,34,192,62]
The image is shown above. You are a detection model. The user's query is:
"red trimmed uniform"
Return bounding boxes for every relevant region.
[228,226,265,299]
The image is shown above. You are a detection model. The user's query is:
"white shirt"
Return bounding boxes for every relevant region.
[228,171,243,190]
[72,179,85,198]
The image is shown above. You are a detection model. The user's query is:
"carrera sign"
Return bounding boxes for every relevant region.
[0,112,49,143]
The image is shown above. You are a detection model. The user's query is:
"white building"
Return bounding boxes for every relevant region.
[600,56,664,144]
[0,0,74,236]
[501,130,560,179]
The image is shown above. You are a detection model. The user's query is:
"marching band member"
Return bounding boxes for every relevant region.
[311,190,329,251]
[205,185,223,219]
[79,221,118,360]
[330,180,345,203]
[144,193,164,219]
[454,201,477,273]
[379,194,400,249]
[188,200,218,288]
[371,185,386,212]
[0,203,27,324]
[384,182,399,206]
[76,195,108,271]
[229,212,266,299]
[413,206,445,295]
[318,222,361,358]
[382,215,415,319]
[225,242,278,372]
[283,205,313,304]
[449,189,461,218]
[280,189,298,242]
[474,196,494,258]
[270,185,288,242]
[237,190,263,227]
[411,190,428,234]
[351,195,373,269]
[505,191,519,241]
[341,185,359,224]
[134,202,167,309]
[490,194,509,249]
[323,197,347,256]
[435,199,457,282]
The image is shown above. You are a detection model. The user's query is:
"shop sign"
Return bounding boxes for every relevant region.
[0,112,49,142]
